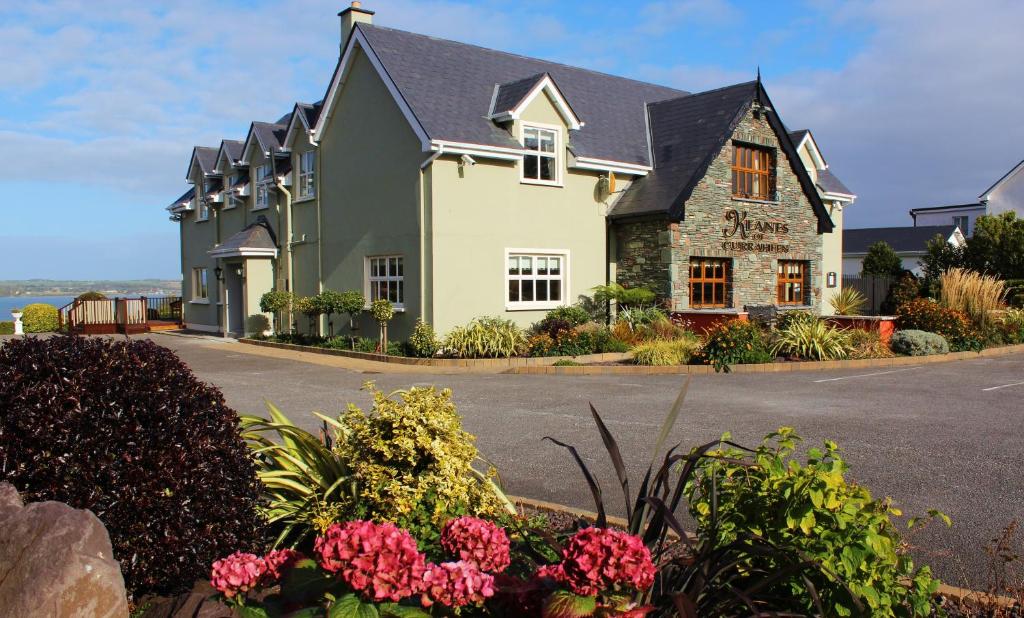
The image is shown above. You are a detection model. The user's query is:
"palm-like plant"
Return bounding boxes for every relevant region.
[829,287,867,316]
[772,317,851,360]
[240,402,355,548]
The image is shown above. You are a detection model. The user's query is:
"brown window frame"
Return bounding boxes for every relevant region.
[777,260,809,306]
[689,258,731,309]
[731,142,776,201]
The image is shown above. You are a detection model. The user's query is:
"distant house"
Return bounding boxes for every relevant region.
[910,158,1024,236]
[843,225,965,276]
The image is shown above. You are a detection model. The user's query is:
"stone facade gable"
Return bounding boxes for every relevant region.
[614,105,824,312]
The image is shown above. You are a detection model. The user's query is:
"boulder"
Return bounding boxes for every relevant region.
[136,581,234,618]
[0,482,129,617]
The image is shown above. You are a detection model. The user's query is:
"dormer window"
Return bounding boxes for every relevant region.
[254,164,273,210]
[298,151,316,199]
[521,125,559,185]
[732,142,775,201]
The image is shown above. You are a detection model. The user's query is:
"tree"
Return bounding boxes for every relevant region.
[861,241,904,278]
[370,298,394,353]
[920,235,968,297]
[259,290,294,334]
[965,212,1024,280]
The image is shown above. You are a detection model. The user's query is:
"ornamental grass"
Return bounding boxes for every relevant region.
[939,267,1007,327]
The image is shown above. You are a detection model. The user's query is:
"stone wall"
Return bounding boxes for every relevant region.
[614,105,825,312]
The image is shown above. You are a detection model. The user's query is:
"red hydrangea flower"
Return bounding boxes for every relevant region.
[210,552,267,598]
[314,521,427,602]
[264,548,303,582]
[440,516,511,573]
[538,528,655,596]
[421,560,496,608]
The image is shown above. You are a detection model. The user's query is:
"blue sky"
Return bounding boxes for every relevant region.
[2,0,1022,280]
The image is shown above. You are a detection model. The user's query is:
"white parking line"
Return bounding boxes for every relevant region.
[813,366,922,383]
[982,380,1024,392]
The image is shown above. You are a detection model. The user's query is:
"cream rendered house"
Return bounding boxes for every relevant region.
[167,3,855,337]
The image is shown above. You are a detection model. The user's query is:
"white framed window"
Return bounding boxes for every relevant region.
[254,164,272,210]
[952,215,969,235]
[366,255,404,309]
[224,174,239,209]
[191,267,209,302]
[506,249,568,310]
[298,151,316,199]
[520,124,560,186]
[196,195,210,222]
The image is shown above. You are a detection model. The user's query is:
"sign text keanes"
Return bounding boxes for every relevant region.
[721,209,789,253]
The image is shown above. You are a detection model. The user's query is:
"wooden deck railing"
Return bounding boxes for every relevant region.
[59,296,182,334]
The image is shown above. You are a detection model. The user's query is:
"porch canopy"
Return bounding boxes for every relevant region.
[208,217,278,259]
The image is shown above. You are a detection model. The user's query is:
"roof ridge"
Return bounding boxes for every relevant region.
[360,23,689,96]
[648,80,757,108]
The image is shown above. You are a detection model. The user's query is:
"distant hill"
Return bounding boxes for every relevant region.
[0,279,181,297]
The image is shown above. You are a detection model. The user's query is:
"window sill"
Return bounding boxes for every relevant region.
[252,205,270,211]
[506,302,565,312]
[195,218,209,223]
[777,305,814,311]
[363,305,406,313]
[189,299,210,305]
[681,308,739,313]
[731,197,779,205]
[520,178,563,188]
[294,195,316,204]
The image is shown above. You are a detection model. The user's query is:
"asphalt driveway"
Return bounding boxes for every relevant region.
[146,334,1024,588]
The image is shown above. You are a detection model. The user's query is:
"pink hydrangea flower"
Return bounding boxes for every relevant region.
[421,560,496,608]
[210,552,267,598]
[538,527,655,596]
[440,516,511,573]
[263,548,303,582]
[314,520,427,602]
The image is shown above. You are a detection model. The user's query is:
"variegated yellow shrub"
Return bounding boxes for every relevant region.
[336,384,513,549]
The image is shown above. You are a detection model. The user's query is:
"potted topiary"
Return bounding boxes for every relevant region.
[10,308,23,335]
[370,298,394,353]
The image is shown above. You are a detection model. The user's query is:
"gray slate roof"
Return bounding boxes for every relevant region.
[358,24,686,165]
[491,73,547,115]
[220,139,244,164]
[212,217,278,254]
[844,225,957,254]
[816,168,853,196]
[909,202,985,214]
[168,187,195,209]
[609,81,755,219]
[252,122,287,153]
[788,129,810,146]
[296,102,322,129]
[193,146,218,174]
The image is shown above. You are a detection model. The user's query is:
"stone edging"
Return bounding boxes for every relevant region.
[238,338,630,368]
[511,496,1012,608]
[510,343,1024,375]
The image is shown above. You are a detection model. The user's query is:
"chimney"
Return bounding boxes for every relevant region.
[339,1,374,51]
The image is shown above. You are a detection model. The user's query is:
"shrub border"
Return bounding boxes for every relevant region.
[510,495,1015,610]
[238,338,1024,375]
[238,338,631,367]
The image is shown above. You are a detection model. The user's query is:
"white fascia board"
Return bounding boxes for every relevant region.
[313,28,431,150]
[572,156,651,176]
[239,125,262,165]
[283,107,311,150]
[208,247,279,258]
[186,149,204,181]
[822,191,856,202]
[505,75,583,130]
[794,131,827,170]
[429,140,524,161]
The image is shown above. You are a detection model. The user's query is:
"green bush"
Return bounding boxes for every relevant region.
[443,317,527,358]
[408,318,439,357]
[772,316,851,361]
[354,337,378,353]
[890,329,949,356]
[861,241,904,277]
[699,320,774,372]
[829,287,866,316]
[20,303,59,333]
[582,324,629,353]
[552,359,581,366]
[687,428,944,617]
[776,309,817,331]
[75,291,107,301]
[591,282,656,308]
[259,289,294,314]
[337,385,513,549]
[0,321,12,335]
[999,308,1024,343]
[884,273,921,313]
[541,305,590,328]
[1005,279,1024,308]
[631,337,702,365]
[847,328,894,359]
[895,298,980,351]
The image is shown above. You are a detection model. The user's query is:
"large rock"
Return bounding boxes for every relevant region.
[0,482,129,617]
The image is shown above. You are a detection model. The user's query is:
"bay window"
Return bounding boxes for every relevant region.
[507,251,566,309]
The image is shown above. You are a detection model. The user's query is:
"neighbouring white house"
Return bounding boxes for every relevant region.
[843,225,965,276]
[910,158,1024,236]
